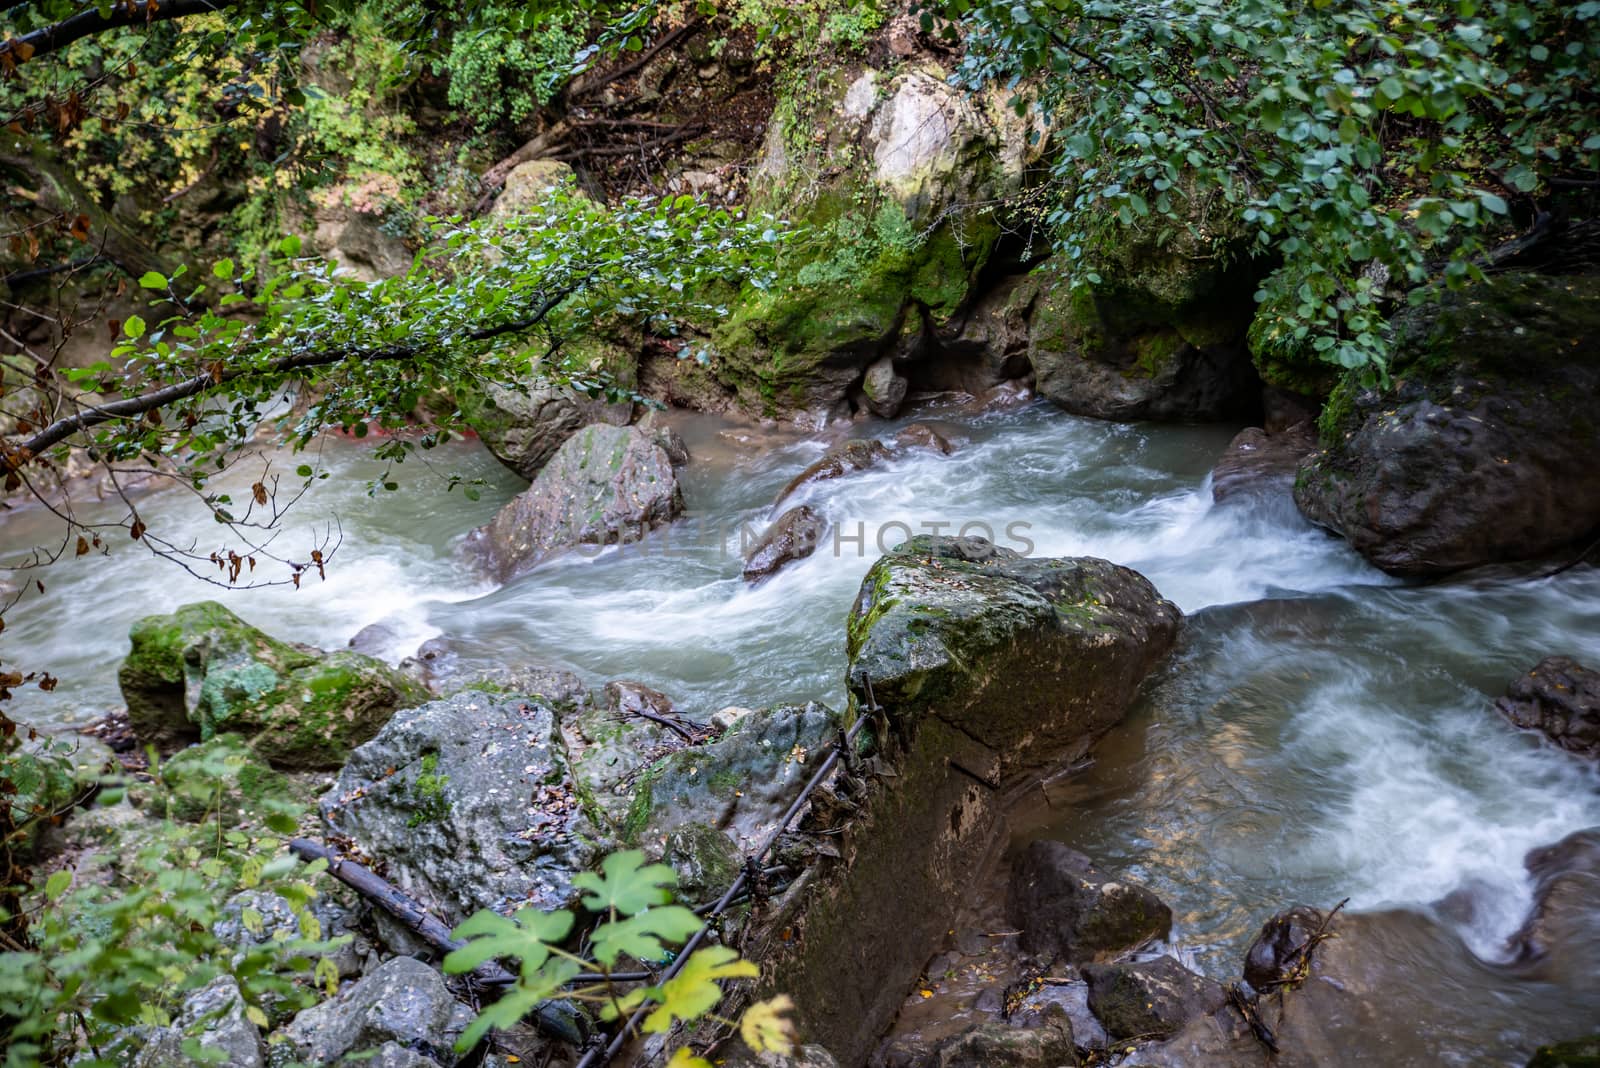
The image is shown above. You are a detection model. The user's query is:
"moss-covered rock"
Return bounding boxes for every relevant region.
[1294,272,1600,576]
[118,601,427,769]
[1529,1036,1600,1067]
[846,535,1180,769]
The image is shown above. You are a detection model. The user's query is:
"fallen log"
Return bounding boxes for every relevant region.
[287,837,587,1046]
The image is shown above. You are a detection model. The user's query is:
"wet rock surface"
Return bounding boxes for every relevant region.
[743,504,828,581]
[279,956,472,1066]
[1082,955,1226,1041]
[774,438,892,508]
[1510,828,1600,976]
[895,422,956,454]
[468,423,684,582]
[1496,656,1600,759]
[1211,424,1317,504]
[404,636,587,702]
[847,535,1181,768]
[1295,273,1600,576]
[323,691,596,922]
[1007,840,1172,964]
[1242,904,1327,991]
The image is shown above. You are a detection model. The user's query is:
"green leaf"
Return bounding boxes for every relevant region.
[138,271,167,289]
[212,259,235,279]
[44,870,71,901]
[444,907,574,977]
[124,315,146,339]
[573,850,677,916]
[1477,191,1509,215]
[590,906,703,968]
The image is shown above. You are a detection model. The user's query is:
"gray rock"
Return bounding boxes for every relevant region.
[861,357,909,418]
[1010,982,1107,1051]
[348,621,403,657]
[641,703,838,851]
[743,505,828,581]
[721,1044,841,1068]
[1008,840,1172,964]
[408,637,587,703]
[1083,956,1226,1041]
[323,692,595,921]
[130,976,264,1068]
[932,1015,1077,1067]
[279,957,472,1066]
[491,160,579,218]
[1295,273,1600,576]
[459,380,631,480]
[467,424,684,582]
[215,889,368,981]
[847,535,1181,770]
[1509,828,1600,976]
[1495,657,1600,759]
[773,439,891,509]
[1211,425,1316,504]
[894,423,955,455]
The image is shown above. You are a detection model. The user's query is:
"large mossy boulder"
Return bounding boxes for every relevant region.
[322,691,597,922]
[1294,273,1600,576]
[466,423,683,582]
[158,732,301,825]
[118,601,427,769]
[458,379,632,480]
[847,535,1180,768]
[713,60,1037,422]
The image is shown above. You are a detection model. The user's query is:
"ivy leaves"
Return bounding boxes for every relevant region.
[443,849,796,1060]
[946,0,1600,380]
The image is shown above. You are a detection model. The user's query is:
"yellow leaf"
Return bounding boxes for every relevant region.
[245,1005,269,1029]
[739,995,796,1056]
[666,1050,711,1068]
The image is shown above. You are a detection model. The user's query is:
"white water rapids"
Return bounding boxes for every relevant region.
[4,399,1598,1052]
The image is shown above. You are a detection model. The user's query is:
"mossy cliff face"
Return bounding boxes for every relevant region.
[1024,195,1264,421]
[709,61,1038,422]
[118,600,428,769]
[759,535,1179,1064]
[1295,272,1600,577]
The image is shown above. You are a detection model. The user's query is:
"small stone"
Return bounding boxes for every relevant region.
[1082,956,1226,1041]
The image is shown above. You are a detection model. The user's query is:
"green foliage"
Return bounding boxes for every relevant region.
[437,4,590,128]
[0,732,342,1066]
[444,848,795,1058]
[944,0,1600,379]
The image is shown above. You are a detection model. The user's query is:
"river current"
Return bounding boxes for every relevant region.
[4,399,1597,1059]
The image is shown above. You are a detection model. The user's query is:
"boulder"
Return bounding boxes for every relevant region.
[929,1016,1078,1067]
[131,976,265,1068]
[312,179,414,282]
[563,688,701,838]
[118,601,427,768]
[1211,424,1317,504]
[459,379,632,480]
[773,439,892,508]
[1495,656,1600,759]
[860,356,909,418]
[847,535,1180,769]
[278,956,473,1066]
[1007,840,1172,964]
[467,424,684,582]
[1242,904,1327,991]
[1509,828,1600,977]
[322,691,596,922]
[721,1045,842,1068]
[1294,273,1600,576]
[1082,956,1226,1041]
[743,505,828,581]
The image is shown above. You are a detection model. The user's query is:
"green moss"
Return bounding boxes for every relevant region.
[406,751,451,828]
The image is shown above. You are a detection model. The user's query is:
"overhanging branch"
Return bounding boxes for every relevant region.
[1,0,238,69]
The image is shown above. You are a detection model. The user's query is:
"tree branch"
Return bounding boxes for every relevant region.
[1,0,236,68]
[3,292,571,472]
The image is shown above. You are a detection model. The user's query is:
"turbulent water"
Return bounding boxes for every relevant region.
[5,398,1598,1058]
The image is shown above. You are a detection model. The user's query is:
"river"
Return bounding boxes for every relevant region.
[4,398,1597,1060]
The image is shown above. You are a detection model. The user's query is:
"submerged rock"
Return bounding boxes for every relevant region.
[467,423,684,582]
[1211,424,1317,504]
[1007,840,1172,964]
[895,422,955,455]
[1509,828,1600,977]
[773,438,892,508]
[322,691,595,922]
[1082,956,1226,1041]
[278,956,472,1066]
[118,601,427,768]
[743,504,828,581]
[1495,656,1600,759]
[1528,1035,1600,1068]
[406,636,586,702]
[1295,273,1600,576]
[847,535,1180,769]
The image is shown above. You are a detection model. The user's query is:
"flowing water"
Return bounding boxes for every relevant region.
[4,399,1597,1059]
